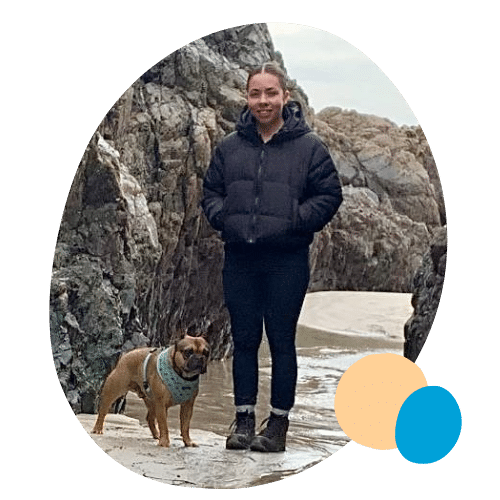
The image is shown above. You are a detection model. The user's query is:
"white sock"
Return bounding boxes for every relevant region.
[271,408,289,417]
[236,405,255,414]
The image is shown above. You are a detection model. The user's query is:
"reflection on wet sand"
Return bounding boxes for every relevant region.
[76,293,411,487]
[116,292,410,487]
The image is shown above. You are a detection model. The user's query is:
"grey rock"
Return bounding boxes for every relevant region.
[309,187,431,292]
[314,108,443,226]
[404,226,447,361]
[50,23,446,412]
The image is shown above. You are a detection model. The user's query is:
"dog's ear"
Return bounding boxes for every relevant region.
[188,329,209,341]
[172,328,187,349]
[178,328,189,340]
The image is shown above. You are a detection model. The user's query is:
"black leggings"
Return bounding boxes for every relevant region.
[223,246,310,411]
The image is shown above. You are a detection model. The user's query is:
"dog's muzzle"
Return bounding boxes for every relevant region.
[185,354,208,375]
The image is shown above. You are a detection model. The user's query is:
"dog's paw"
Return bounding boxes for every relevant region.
[183,440,198,447]
[158,438,170,448]
[91,427,103,435]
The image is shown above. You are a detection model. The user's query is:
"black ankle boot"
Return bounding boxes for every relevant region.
[226,411,256,450]
[250,413,289,452]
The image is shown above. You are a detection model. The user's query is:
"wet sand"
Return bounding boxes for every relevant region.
[81,291,412,488]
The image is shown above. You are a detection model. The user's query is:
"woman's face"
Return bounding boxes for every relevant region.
[247,72,290,130]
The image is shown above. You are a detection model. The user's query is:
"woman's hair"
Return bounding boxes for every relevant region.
[246,61,289,93]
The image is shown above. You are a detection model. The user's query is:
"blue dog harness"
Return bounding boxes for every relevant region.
[143,346,199,405]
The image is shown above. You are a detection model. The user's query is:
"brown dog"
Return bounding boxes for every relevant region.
[91,335,210,447]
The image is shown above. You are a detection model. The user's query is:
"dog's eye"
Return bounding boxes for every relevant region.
[203,349,209,357]
[183,348,193,358]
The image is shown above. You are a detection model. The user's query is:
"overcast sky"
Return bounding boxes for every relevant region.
[267,23,418,126]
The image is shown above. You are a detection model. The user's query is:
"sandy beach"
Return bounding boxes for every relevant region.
[80,290,413,488]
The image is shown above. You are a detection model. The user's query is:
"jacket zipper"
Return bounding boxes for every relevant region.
[248,147,266,243]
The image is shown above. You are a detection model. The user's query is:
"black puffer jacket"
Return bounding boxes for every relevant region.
[202,101,343,250]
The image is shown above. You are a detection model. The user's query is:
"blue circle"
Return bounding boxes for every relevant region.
[395,386,461,464]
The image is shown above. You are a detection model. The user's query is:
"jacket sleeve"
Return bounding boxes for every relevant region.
[201,145,226,231]
[297,139,343,233]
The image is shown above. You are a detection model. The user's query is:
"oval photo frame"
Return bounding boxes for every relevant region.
[49,22,446,488]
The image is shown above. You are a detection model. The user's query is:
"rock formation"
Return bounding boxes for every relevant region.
[404,225,447,361]
[50,23,446,413]
[307,108,445,292]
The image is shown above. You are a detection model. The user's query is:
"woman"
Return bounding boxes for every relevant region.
[202,61,343,452]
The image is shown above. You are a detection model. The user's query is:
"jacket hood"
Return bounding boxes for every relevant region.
[236,100,311,144]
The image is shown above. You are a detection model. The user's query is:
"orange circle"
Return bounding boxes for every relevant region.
[334,353,427,449]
